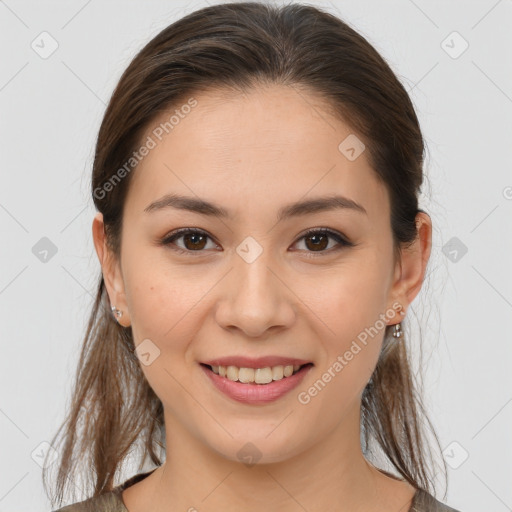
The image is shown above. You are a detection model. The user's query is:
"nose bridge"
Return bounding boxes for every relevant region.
[215,238,295,336]
[236,246,275,298]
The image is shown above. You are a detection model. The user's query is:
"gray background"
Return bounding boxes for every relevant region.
[1,0,511,510]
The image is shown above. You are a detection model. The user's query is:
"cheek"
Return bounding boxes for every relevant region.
[123,271,203,404]
[127,277,193,342]
[296,260,388,386]
[122,242,184,326]
[123,256,217,360]
[297,260,388,334]
[299,295,385,424]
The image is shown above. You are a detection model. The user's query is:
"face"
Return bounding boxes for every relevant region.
[95,85,427,465]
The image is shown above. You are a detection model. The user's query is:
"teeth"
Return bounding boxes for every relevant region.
[209,364,303,384]
[238,367,255,383]
[272,365,284,380]
[255,367,273,384]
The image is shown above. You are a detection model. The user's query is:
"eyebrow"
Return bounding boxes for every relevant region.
[143,193,367,221]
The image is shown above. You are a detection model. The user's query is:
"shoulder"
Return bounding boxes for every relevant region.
[51,490,124,512]
[410,488,462,512]
[50,469,156,512]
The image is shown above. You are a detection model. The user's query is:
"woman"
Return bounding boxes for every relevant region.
[45,2,462,511]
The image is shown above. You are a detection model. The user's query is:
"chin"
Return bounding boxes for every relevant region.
[205,429,308,467]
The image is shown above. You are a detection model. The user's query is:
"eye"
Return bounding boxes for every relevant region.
[160,228,218,254]
[291,228,353,257]
[160,227,353,256]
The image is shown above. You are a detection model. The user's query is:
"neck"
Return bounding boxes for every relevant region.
[135,402,415,512]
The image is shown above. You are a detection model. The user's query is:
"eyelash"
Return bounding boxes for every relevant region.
[159,227,353,258]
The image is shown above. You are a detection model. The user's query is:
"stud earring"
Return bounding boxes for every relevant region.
[111,305,123,321]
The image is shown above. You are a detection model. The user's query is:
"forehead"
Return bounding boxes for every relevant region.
[124,85,389,221]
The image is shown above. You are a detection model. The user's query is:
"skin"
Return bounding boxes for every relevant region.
[92,84,432,512]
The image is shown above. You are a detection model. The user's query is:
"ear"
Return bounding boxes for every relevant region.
[92,212,131,327]
[386,212,432,323]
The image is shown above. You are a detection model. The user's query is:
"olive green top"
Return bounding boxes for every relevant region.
[52,469,462,511]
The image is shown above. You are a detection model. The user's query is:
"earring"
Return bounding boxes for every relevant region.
[111,305,123,321]
[392,306,406,338]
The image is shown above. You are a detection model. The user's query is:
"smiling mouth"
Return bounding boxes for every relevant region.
[200,362,313,385]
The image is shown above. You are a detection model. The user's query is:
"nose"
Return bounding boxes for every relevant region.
[214,250,296,338]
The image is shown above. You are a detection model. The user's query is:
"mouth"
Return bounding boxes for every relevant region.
[200,362,313,384]
[199,361,314,404]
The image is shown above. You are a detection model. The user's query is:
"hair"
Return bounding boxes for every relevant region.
[43,1,447,507]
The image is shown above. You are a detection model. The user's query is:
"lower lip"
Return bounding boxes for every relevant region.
[200,363,313,405]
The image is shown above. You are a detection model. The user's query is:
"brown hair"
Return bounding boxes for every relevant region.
[43,1,446,507]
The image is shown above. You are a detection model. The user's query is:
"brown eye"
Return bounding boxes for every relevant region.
[181,232,207,250]
[161,227,352,257]
[161,228,217,253]
[293,228,352,255]
[304,232,329,251]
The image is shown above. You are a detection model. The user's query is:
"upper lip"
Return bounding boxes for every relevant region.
[202,356,313,369]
